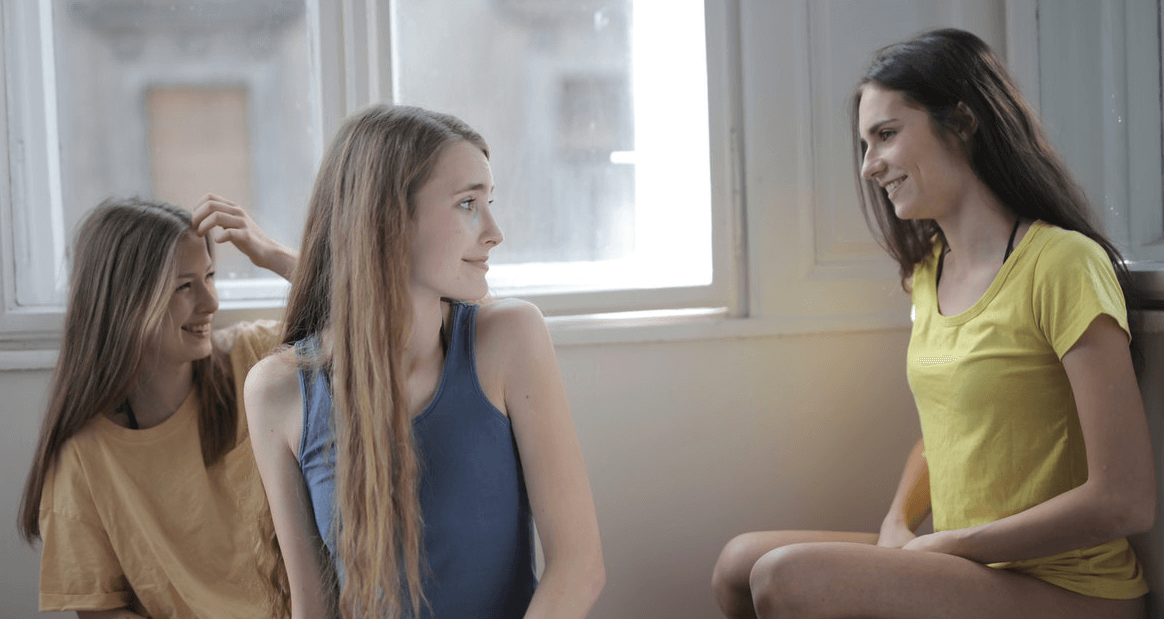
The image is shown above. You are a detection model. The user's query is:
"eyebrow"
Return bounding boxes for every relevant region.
[862,118,897,138]
[454,182,492,195]
[175,264,214,279]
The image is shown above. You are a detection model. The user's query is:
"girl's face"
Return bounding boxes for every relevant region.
[146,231,218,368]
[409,139,503,302]
[857,84,976,221]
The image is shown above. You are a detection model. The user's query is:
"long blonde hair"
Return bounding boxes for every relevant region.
[282,104,489,619]
[18,197,238,542]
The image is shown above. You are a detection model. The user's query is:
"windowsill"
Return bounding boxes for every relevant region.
[7,298,1163,371]
[0,306,914,371]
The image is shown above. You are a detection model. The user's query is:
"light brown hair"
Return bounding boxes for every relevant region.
[282,104,489,619]
[18,197,238,542]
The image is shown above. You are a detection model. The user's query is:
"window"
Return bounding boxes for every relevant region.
[1030,0,1164,265]
[391,0,718,314]
[1,0,318,340]
[0,0,733,348]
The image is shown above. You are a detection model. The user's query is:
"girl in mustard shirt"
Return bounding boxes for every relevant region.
[19,195,296,618]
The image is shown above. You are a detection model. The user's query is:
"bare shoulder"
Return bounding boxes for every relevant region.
[476,298,552,357]
[473,299,556,405]
[477,297,548,337]
[243,347,303,451]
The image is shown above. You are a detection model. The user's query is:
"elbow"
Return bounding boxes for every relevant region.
[1100,484,1157,538]
[549,548,605,609]
[590,560,607,601]
[574,552,606,608]
[1121,494,1157,537]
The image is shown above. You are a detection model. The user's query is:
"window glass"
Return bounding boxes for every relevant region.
[49,0,315,303]
[392,0,712,295]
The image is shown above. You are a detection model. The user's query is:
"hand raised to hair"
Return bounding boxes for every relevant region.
[192,193,297,281]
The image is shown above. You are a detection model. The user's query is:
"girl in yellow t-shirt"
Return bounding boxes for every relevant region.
[17,195,297,618]
[713,28,1155,619]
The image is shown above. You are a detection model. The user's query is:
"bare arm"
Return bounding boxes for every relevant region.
[905,315,1156,562]
[480,300,605,618]
[192,194,298,280]
[245,352,337,619]
[877,437,931,548]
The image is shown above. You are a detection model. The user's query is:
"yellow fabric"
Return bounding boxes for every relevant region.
[39,320,282,617]
[907,221,1147,599]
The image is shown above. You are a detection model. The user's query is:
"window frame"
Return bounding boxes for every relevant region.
[0,0,746,368]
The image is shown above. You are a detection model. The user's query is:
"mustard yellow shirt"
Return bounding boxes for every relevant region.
[38,320,282,617]
[907,221,1147,599]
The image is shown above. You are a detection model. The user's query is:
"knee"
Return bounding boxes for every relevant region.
[748,544,830,619]
[713,533,760,594]
[713,533,764,612]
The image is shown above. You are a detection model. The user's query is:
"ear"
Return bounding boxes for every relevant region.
[953,102,978,140]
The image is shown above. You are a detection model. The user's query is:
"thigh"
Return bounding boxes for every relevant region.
[750,542,1145,619]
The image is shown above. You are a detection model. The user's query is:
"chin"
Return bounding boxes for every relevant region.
[445,281,490,303]
[892,202,920,221]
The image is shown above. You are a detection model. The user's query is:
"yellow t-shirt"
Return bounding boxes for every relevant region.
[907,221,1147,599]
[38,320,282,617]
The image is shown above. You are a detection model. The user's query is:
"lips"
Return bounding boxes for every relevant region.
[464,257,490,270]
[182,322,212,336]
[884,176,906,198]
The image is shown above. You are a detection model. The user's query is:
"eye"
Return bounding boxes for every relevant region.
[206,271,216,281]
[879,129,896,141]
[459,198,477,211]
[176,282,192,292]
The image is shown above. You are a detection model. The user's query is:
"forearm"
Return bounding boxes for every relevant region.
[522,557,605,619]
[944,479,1153,564]
[883,438,930,531]
[257,242,298,281]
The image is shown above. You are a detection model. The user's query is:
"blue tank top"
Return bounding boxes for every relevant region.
[296,301,537,618]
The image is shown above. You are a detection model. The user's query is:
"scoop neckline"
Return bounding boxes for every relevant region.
[928,220,1045,324]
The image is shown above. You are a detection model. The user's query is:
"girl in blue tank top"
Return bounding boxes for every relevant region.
[245,104,604,619]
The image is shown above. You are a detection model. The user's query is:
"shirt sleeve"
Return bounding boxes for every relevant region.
[1032,230,1129,359]
[38,447,133,612]
[226,319,283,374]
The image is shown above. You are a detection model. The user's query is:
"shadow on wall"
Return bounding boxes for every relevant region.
[1130,313,1164,619]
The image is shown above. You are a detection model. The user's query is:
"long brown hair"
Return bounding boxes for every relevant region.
[283,104,489,619]
[851,28,1137,308]
[18,197,237,542]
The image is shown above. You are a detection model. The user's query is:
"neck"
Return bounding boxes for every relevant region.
[406,290,446,374]
[128,360,195,429]
[934,182,1016,266]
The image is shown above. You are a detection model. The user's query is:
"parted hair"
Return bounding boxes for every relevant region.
[850,27,1136,307]
[18,197,237,543]
[281,104,489,619]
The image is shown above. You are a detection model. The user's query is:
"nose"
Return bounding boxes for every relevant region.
[196,279,219,315]
[861,145,883,181]
[481,206,504,248]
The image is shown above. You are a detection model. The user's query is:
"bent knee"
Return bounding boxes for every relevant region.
[749,543,841,618]
[713,533,762,593]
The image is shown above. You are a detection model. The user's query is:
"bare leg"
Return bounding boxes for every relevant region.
[712,530,878,619]
[749,541,1146,619]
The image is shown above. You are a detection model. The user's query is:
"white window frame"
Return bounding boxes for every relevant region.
[0,0,746,367]
[323,0,744,319]
[1007,0,1164,265]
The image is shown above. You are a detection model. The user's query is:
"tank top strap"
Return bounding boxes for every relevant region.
[441,301,479,385]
